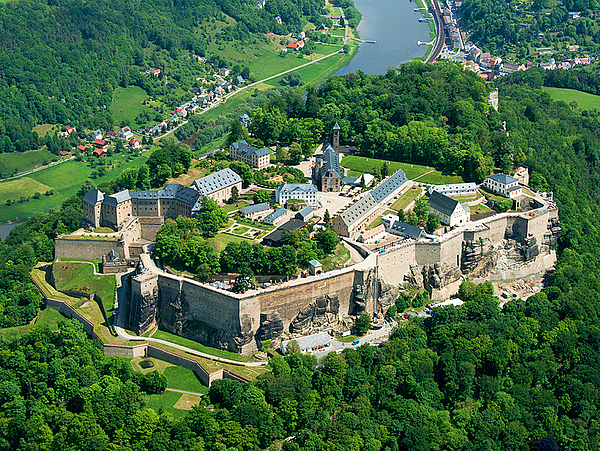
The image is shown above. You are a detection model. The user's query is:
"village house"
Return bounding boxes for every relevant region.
[93,139,108,149]
[256,0,265,8]
[77,144,88,153]
[240,113,251,127]
[275,15,282,24]
[428,191,471,227]
[129,138,142,149]
[60,126,76,138]
[287,40,305,50]
[92,148,107,158]
[229,140,271,169]
[218,67,230,76]
[106,131,118,141]
[119,127,133,140]
[275,183,319,206]
[91,129,103,141]
[483,173,522,198]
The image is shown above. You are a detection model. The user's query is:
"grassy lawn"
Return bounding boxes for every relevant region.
[56,257,102,273]
[163,366,208,393]
[94,227,115,233]
[232,226,250,235]
[111,86,153,127]
[31,123,61,138]
[337,334,359,343]
[0,147,59,177]
[52,262,116,322]
[0,308,64,341]
[470,204,494,215]
[152,329,253,362]
[207,233,254,253]
[144,391,189,418]
[416,172,463,185]
[223,200,249,213]
[390,186,421,211]
[0,155,148,224]
[367,216,383,230]
[321,243,351,271]
[543,87,600,111]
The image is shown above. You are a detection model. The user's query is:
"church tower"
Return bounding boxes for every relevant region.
[333,122,340,154]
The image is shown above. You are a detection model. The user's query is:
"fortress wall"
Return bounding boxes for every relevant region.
[485,216,509,243]
[55,237,124,260]
[138,216,164,241]
[439,233,464,268]
[415,241,441,266]
[254,269,356,330]
[464,226,490,242]
[526,210,551,238]
[378,244,417,284]
[178,278,256,335]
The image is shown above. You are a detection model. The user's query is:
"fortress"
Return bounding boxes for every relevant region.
[128,198,560,355]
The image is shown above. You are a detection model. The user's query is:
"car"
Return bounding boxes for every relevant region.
[351,339,360,345]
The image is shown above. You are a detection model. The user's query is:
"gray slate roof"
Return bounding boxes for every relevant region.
[390,221,425,238]
[264,207,287,222]
[231,140,270,157]
[295,206,314,220]
[320,143,342,179]
[192,168,242,196]
[103,190,131,207]
[240,202,271,215]
[281,331,331,355]
[339,170,407,227]
[277,183,317,196]
[83,188,104,205]
[488,173,518,185]
[428,191,463,217]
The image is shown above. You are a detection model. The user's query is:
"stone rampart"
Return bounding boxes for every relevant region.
[55,237,124,260]
[138,216,164,241]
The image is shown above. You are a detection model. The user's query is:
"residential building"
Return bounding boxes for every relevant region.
[264,207,289,226]
[77,145,88,153]
[483,173,522,198]
[129,139,142,149]
[229,140,271,169]
[256,0,266,9]
[428,191,471,227]
[357,224,386,244]
[275,15,282,24]
[239,202,271,220]
[240,113,251,127]
[275,183,319,206]
[332,170,408,238]
[119,126,133,140]
[191,167,242,204]
[106,131,118,140]
[287,40,305,50]
[218,67,230,76]
[428,182,477,197]
[93,139,108,149]
[92,148,106,158]
[91,129,103,140]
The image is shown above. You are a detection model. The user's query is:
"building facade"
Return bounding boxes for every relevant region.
[483,173,522,198]
[275,183,319,206]
[428,183,477,197]
[428,191,471,227]
[229,140,271,169]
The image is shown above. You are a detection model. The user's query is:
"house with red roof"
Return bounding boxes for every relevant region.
[93,139,108,149]
[287,40,305,50]
[77,144,88,153]
[129,138,142,149]
[106,131,118,140]
[93,148,107,157]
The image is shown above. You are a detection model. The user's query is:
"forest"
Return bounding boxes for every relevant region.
[0,0,327,155]
[1,62,600,448]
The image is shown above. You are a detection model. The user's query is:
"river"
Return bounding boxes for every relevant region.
[0,222,21,241]
[335,0,432,76]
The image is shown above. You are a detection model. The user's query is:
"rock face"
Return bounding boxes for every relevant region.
[422,262,462,291]
[288,295,340,334]
[461,238,496,276]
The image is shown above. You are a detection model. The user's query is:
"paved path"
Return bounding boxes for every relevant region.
[166,388,205,396]
[1,156,75,181]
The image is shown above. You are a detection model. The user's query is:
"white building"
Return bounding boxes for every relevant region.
[239,202,271,220]
[357,224,386,243]
[119,126,133,140]
[483,173,522,198]
[428,182,477,197]
[91,129,103,140]
[428,191,470,227]
[275,183,319,206]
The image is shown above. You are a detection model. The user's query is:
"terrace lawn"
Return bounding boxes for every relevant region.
[52,262,116,322]
[341,155,463,185]
[207,233,254,253]
[163,366,208,393]
[144,391,189,418]
[0,147,59,177]
[152,329,252,362]
[321,243,351,271]
[390,186,422,211]
[543,87,600,111]
[0,308,64,341]
[223,200,249,213]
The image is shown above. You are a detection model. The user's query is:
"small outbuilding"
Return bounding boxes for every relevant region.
[309,259,323,275]
[280,331,331,355]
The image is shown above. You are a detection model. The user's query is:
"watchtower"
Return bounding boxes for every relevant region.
[333,122,340,154]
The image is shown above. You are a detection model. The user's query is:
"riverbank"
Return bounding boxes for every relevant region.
[413,0,436,61]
